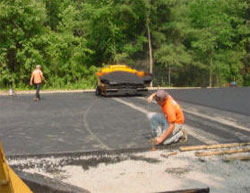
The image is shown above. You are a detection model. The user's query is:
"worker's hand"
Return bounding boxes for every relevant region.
[147,96,152,103]
[154,137,162,145]
[30,81,33,86]
[147,95,154,103]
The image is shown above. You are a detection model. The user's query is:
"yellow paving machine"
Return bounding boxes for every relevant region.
[96,64,152,96]
[0,143,33,193]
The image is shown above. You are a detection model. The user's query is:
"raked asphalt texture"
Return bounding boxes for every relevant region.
[0,87,249,156]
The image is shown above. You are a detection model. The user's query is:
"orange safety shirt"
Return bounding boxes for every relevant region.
[31,69,43,84]
[161,96,184,124]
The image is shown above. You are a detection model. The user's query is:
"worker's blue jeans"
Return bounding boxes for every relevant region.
[147,112,168,137]
[147,112,184,145]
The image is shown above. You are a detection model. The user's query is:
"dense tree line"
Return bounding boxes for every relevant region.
[0,0,249,89]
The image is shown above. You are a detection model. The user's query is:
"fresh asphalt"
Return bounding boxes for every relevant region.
[0,88,249,156]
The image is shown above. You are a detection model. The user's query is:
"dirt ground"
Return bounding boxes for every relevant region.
[8,146,250,193]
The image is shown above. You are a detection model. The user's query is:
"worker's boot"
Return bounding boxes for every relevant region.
[33,97,39,101]
[179,128,188,142]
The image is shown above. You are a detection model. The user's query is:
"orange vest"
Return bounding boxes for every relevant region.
[161,96,184,124]
[32,69,43,84]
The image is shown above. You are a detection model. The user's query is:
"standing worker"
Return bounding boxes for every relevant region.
[30,65,44,101]
[147,90,187,145]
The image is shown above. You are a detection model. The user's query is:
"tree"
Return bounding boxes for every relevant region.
[189,0,248,86]
[150,0,192,86]
[0,0,248,88]
[0,0,46,87]
[154,43,191,86]
[45,3,94,88]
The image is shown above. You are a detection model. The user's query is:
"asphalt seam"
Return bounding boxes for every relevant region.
[184,125,219,144]
[136,97,250,133]
[183,108,250,132]
[82,101,111,150]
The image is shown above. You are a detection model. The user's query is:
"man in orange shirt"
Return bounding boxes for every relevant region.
[30,65,44,101]
[147,90,187,145]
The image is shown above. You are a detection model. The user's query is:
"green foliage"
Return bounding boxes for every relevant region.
[0,0,249,89]
[0,0,47,88]
[188,0,249,86]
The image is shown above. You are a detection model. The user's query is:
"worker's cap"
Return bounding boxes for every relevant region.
[155,90,169,101]
[36,65,41,68]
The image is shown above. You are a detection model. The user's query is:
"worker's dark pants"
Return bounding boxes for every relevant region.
[35,83,41,99]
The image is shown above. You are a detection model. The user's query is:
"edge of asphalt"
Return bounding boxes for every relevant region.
[7,143,183,159]
[0,87,201,95]
[9,144,185,193]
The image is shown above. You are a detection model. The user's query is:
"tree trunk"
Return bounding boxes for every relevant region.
[7,48,17,87]
[209,56,213,87]
[168,63,171,86]
[7,48,16,72]
[146,20,153,87]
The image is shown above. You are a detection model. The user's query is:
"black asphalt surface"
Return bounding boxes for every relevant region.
[0,88,249,156]
[0,93,151,155]
[165,87,250,115]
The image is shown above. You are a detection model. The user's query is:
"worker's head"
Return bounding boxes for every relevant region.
[155,90,169,105]
[36,65,41,69]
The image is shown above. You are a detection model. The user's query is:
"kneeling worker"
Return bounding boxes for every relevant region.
[147,90,187,145]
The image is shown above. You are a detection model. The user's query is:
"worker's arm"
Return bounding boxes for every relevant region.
[41,72,45,83]
[43,75,48,84]
[147,92,156,103]
[39,71,47,83]
[154,123,175,145]
[30,73,33,86]
[43,77,47,83]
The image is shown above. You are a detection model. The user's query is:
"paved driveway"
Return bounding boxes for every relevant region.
[0,91,249,156]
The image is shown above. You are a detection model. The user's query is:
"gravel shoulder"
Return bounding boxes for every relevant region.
[8,146,250,193]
